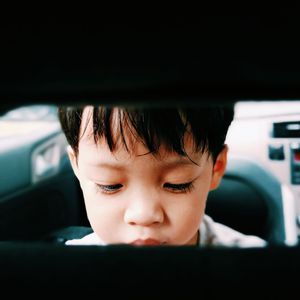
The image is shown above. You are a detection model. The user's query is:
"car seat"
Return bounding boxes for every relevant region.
[206,155,298,245]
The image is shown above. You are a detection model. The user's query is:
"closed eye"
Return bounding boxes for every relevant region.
[95,184,123,194]
[163,181,195,193]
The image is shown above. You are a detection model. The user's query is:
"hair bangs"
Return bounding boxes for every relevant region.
[91,107,209,159]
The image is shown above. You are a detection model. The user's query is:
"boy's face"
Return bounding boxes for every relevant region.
[68,107,227,246]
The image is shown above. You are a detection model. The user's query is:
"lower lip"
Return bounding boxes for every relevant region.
[131,239,161,246]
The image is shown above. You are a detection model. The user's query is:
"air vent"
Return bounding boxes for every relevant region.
[273,121,300,138]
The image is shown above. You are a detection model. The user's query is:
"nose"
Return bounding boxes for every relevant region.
[123,194,164,226]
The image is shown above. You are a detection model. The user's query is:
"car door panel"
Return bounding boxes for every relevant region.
[0,125,85,241]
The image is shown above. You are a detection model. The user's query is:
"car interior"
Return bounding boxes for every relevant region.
[1,19,300,295]
[0,109,294,245]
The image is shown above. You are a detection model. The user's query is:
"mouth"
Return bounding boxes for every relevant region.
[130,239,162,246]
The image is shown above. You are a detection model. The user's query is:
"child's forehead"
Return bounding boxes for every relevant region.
[79,140,208,170]
[78,135,209,171]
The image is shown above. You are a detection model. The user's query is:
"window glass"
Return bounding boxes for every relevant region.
[0,105,58,138]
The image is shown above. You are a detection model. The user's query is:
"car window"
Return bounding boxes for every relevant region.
[234,101,300,119]
[0,105,59,138]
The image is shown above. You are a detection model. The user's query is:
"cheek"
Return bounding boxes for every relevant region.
[166,189,208,244]
[80,182,124,242]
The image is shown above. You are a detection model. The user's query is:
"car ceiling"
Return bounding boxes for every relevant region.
[1,17,300,113]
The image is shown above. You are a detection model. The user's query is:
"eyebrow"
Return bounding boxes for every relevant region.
[86,158,200,170]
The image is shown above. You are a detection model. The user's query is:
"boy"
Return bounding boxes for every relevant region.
[58,105,266,247]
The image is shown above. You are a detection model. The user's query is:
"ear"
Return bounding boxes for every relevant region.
[67,145,80,179]
[210,145,228,191]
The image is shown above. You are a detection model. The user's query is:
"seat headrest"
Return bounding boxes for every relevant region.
[206,155,286,244]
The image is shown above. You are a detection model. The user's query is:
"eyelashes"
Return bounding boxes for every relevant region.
[95,181,195,195]
[163,182,195,193]
[95,184,123,194]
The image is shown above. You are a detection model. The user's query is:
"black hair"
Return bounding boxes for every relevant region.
[58,105,234,163]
